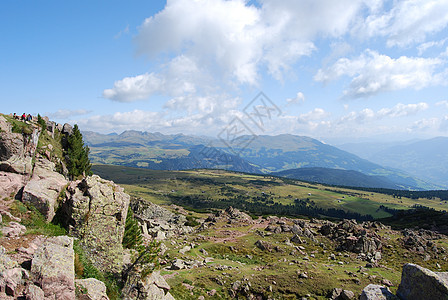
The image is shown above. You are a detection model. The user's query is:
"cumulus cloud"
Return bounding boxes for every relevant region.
[315,50,444,98]
[377,102,429,118]
[298,108,330,124]
[356,0,448,47]
[441,115,448,131]
[339,102,428,124]
[286,92,305,105]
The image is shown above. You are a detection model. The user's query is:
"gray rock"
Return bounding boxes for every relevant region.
[145,271,170,291]
[31,236,75,300]
[360,284,397,300]
[75,278,109,300]
[171,259,186,270]
[62,123,73,136]
[340,289,355,300]
[397,263,448,300]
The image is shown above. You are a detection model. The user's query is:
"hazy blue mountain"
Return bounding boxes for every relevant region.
[83,131,439,190]
[272,167,403,189]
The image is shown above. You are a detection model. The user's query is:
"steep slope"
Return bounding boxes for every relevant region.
[272,167,402,189]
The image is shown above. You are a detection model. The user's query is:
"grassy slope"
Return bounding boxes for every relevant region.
[92,165,448,219]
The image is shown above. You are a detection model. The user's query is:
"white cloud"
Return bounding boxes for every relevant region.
[377,102,429,118]
[436,100,448,108]
[441,115,448,131]
[315,49,444,98]
[339,102,428,124]
[356,0,448,47]
[418,38,448,55]
[103,56,202,102]
[47,109,92,119]
[102,73,163,102]
[407,117,439,132]
[298,108,330,124]
[286,92,305,105]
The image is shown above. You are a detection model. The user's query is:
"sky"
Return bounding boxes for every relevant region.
[2,0,448,144]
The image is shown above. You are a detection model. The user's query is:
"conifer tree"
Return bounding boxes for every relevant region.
[66,124,92,179]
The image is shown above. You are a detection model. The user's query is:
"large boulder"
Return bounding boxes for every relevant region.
[30,236,75,300]
[61,175,130,273]
[0,171,25,201]
[21,159,68,221]
[397,263,448,300]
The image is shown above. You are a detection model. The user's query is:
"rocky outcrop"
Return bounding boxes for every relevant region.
[0,116,39,175]
[131,198,193,240]
[30,236,75,300]
[75,278,110,300]
[397,263,448,300]
[320,219,382,259]
[205,206,254,225]
[61,175,130,273]
[22,159,68,221]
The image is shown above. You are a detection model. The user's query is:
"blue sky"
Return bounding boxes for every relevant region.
[2,0,448,143]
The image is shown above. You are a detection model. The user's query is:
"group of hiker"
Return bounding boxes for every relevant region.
[13,113,32,122]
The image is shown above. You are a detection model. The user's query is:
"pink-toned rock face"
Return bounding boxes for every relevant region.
[21,159,68,222]
[0,171,24,201]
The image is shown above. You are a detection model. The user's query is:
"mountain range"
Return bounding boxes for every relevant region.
[338,137,448,188]
[83,130,443,190]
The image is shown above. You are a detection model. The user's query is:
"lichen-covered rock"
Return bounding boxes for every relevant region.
[397,263,448,300]
[75,278,109,300]
[62,175,130,273]
[360,284,397,300]
[22,159,68,222]
[30,236,75,300]
[0,246,18,273]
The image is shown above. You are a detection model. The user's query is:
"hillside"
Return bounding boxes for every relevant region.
[1,113,448,299]
[84,131,438,190]
[272,167,402,189]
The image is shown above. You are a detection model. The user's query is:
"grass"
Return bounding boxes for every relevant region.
[92,165,448,221]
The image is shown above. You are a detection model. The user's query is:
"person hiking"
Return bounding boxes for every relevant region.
[21,113,26,121]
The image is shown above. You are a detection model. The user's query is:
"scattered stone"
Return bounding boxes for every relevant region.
[179,245,191,254]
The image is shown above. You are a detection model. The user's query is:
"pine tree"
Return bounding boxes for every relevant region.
[66,124,92,179]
